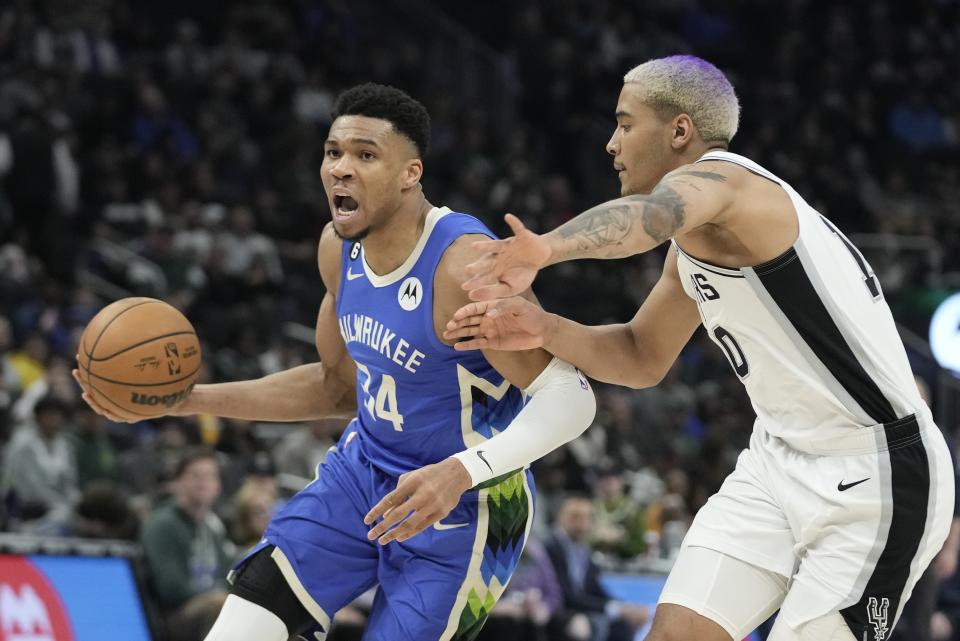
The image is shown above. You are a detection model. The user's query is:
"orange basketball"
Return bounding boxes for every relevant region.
[77,297,201,420]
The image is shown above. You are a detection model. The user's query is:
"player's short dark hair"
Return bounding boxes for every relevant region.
[173,446,219,479]
[332,83,430,157]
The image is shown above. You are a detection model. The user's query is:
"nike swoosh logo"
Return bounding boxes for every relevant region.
[433,521,470,531]
[477,450,493,473]
[838,478,871,491]
[346,268,364,281]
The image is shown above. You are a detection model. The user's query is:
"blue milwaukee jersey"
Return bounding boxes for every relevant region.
[336,206,525,476]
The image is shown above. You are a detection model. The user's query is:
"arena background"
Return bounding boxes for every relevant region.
[0,1,958,640]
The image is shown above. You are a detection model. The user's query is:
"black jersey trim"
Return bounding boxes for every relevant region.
[753,247,897,424]
[673,243,745,278]
[840,414,930,641]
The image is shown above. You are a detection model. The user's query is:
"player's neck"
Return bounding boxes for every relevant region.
[361,196,433,276]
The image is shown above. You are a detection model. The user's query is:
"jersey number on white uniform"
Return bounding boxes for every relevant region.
[714,326,749,378]
[356,363,404,431]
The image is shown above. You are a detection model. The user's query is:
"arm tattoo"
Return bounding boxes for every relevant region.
[669,170,727,183]
[557,182,686,252]
[554,170,726,256]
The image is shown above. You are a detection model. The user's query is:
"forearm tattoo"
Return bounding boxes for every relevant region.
[555,170,726,257]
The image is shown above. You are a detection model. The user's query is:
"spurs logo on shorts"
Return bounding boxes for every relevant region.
[868,597,889,641]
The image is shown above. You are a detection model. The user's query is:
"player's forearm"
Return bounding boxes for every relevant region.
[179,363,356,422]
[453,358,596,485]
[543,188,684,265]
[542,314,659,388]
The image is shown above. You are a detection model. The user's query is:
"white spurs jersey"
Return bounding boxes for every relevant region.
[675,151,924,448]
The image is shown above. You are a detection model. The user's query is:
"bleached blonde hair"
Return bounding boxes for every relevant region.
[623,55,740,144]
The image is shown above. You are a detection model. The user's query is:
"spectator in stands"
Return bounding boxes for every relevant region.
[271,417,345,482]
[230,476,275,551]
[7,331,47,391]
[493,537,593,641]
[591,464,647,560]
[0,395,78,529]
[69,480,139,541]
[545,496,649,641]
[69,402,119,487]
[141,447,234,641]
[214,205,283,284]
[0,314,20,440]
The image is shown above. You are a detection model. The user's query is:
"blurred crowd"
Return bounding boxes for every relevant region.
[0,0,957,640]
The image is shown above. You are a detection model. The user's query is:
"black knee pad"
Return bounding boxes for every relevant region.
[231,546,317,635]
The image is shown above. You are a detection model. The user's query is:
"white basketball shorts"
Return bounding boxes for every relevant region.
[667,410,954,640]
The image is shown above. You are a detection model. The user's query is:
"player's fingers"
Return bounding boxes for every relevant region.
[389,512,437,544]
[80,391,127,423]
[470,238,506,257]
[442,326,482,341]
[468,283,512,302]
[461,271,500,293]
[71,368,87,389]
[504,213,527,236]
[364,490,404,525]
[463,258,497,283]
[452,338,490,351]
[443,317,483,334]
[368,504,416,541]
[450,302,488,322]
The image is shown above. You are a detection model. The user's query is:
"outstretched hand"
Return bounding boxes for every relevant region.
[462,214,551,301]
[364,458,474,545]
[443,297,555,352]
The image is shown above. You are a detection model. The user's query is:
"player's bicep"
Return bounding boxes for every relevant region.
[484,287,554,386]
[482,345,553,390]
[627,251,701,383]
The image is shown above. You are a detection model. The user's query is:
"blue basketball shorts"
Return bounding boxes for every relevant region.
[232,428,535,641]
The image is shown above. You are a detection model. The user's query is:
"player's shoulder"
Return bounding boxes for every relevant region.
[437,232,490,285]
[665,158,744,186]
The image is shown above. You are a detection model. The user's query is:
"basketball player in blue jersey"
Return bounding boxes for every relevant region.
[445,56,954,641]
[73,84,596,641]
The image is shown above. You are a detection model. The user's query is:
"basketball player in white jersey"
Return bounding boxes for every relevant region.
[442,55,954,641]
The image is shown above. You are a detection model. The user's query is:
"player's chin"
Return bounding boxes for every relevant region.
[332,219,370,242]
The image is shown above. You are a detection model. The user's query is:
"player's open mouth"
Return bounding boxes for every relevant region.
[333,195,360,220]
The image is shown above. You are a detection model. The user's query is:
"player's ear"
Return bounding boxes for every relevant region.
[401,158,423,190]
[671,113,695,149]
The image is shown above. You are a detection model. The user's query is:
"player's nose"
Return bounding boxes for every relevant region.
[328,156,354,180]
[605,133,619,156]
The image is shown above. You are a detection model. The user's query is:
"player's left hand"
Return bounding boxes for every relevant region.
[443,296,556,351]
[364,457,474,544]
[462,214,551,301]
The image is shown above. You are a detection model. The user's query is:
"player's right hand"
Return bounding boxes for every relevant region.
[443,296,556,351]
[461,214,551,301]
[72,360,139,423]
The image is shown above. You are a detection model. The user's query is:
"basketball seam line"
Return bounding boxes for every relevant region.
[80,298,161,388]
[86,299,159,359]
[84,364,201,387]
[79,363,159,418]
[88,330,197,361]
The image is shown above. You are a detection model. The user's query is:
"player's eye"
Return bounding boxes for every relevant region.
[325,149,341,159]
[620,124,631,133]
[360,151,376,161]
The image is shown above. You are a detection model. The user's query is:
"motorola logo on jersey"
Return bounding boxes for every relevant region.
[398,277,423,311]
[0,556,75,641]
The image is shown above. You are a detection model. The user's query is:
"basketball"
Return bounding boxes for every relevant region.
[77,297,201,419]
